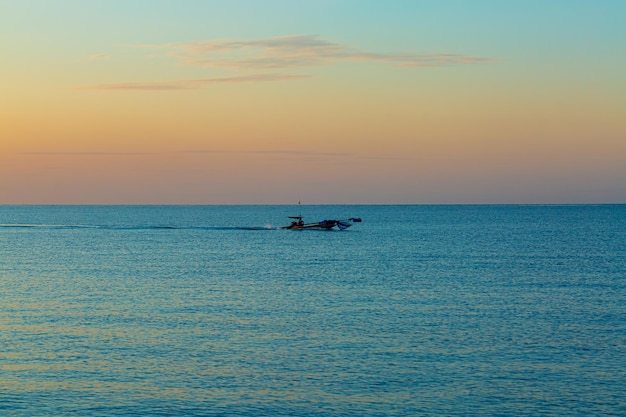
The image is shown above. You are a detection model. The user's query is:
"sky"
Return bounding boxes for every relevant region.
[1,0,625,204]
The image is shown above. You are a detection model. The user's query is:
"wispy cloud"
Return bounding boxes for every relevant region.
[148,34,495,70]
[22,151,152,156]
[78,73,310,90]
[20,149,413,161]
[180,149,351,157]
[86,53,112,61]
[179,149,413,160]
[81,35,493,92]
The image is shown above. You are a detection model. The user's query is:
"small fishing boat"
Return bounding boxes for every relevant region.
[282,215,362,230]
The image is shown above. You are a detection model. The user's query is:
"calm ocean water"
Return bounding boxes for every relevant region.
[1,205,624,416]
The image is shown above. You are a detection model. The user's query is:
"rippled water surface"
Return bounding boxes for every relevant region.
[1,205,625,416]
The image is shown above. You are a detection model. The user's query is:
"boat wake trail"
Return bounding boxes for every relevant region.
[0,224,279,231]
[0,224,105,229]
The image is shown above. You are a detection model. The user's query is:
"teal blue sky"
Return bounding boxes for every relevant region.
[4,1,625,90]
[5,1,624,49]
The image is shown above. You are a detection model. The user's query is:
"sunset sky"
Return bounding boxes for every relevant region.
[2,0,625,204]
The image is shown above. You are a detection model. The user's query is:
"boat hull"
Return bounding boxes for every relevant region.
[283,220,337,230]
[281,216,360,230]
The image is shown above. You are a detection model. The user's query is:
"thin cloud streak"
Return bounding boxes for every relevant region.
[20,150,412,160]
[21,152,153,156]
[181,149,351,157]
[179,150,414,160]
[148,34,495,70]
[79,73,310,91]
[86,53,112,61]
[20,150,350,158]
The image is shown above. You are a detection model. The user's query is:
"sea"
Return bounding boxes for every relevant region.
[1,205,624,416]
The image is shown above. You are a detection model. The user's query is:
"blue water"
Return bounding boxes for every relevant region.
[1,205,625,416]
